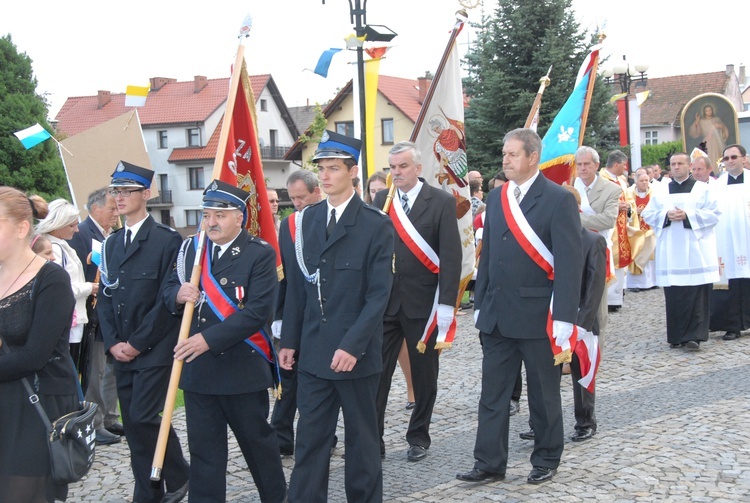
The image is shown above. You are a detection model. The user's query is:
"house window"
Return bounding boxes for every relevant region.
[157,130,168,149]
[185,210,201,227]
[260,99,268,112]
[336,121,355,137]
[382,118,394,145]
[187,128,201,147]
[645,130,658,145]
[188,167,204,190]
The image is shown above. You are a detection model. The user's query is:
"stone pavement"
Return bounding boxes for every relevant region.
[70,287,750,502]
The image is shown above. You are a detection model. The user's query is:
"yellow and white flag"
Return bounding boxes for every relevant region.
[125,84,150,107]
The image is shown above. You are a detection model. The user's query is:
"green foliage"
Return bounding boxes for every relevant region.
[298,103,327,169]
[641,140,683,169]
[463,1,619,177]
[0,34,69,200]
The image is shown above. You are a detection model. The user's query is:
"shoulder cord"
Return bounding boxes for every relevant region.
[293,207,324,314]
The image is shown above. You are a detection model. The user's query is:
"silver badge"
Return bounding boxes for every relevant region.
[231,246,240,256]
[220,278,228,285]
[116,162,125,172]
[321,130,330,143]
[210,181,219,192]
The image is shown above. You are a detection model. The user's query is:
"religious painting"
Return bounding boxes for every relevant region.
[681,93,739,170]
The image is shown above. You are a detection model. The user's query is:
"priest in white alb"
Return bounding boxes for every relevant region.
[642,152,720,350]
[626,168,657,291]
[708,144,750,341]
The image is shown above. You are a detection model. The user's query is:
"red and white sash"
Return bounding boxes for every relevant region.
[388,196,456,351]
[574,327,600,392]
[500,184,577,363]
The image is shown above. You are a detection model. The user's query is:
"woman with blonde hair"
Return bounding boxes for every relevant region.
[0,187,78,502]
[35,199,98,368]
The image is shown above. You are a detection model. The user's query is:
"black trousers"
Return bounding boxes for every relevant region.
[710,278,750,332]
[270,342,298,453]
[376,309,439,452]
[472,330,563,473]
[115,367,189,503]
[570,352,596,431]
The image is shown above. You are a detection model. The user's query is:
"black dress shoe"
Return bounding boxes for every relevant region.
[684,340,701,350]
[608,305,620,313]
[456,467,505,482]
[669,343,684,349]
[527,466,556,484]
[161,481,189,503]
[571,428,596,442]
[95,429,121,446]
[519,429,535,440]
[406,445,427,462]
[279,447,294,457]
[105,422,125,436]
[405,401,416,410]
[723,331,740,341]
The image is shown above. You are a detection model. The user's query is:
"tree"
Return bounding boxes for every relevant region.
[0,34,68,200]
[463,0,619,175]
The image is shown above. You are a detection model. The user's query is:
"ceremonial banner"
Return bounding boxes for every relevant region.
[211,45,281,277]
[412,13,475,310]
[539,45,601,185]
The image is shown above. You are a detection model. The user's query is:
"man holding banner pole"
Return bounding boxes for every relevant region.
[457,128,582,485]
[164,180,286,503]
[373,141,461,462]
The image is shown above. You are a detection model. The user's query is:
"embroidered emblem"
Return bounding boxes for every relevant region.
[231,246,240,256]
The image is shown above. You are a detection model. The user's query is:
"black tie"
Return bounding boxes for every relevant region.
[326,209,336,239]
[401,193,410,215]
[125,229,132,249]
[212,245,221,271]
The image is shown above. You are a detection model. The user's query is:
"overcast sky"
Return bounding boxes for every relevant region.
[2,0,748,120]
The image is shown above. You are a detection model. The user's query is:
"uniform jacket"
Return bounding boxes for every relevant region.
[97,216,182,369]
[163,230,277,395]
[280,195,394,380]
[577,228,607,334]
[373,181,462,318]
[475,174,583,338]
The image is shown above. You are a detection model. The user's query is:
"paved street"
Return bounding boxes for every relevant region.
[70,286,750,502]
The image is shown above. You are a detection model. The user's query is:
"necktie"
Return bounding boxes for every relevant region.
[585,186,591,195]
[401,193,410,215]
[212,245,221,271]
[326,208,336,239]
[514,186,522,204]
[125,229,132,249]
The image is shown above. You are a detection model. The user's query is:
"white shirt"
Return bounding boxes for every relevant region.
[397,180,424,212]
[326,190,356,225]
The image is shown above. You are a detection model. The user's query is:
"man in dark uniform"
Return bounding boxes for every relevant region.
[456,128,582,485]
[270,169,322,456]
[97,161,190,503]
[279,130,394,503]
[372,141,462,462]
[164,180,287,503]
[67,187,123,446]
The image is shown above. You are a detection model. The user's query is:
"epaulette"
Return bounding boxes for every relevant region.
[308,199,327,208]
[249,235,272,249]
[154,222,179,233]
[110,227,124,235]
[362,203,387,217]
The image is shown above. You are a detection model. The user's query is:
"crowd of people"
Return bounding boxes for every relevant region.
[1,128,748,503]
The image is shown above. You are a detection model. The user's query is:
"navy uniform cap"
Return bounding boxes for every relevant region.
[313,129,363,163]
[110,160,154,188]
[201,179,250,212]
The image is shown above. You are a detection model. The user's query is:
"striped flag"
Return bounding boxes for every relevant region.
[125,84,150,107]
[14,123,52,149]
[90,238,103,266]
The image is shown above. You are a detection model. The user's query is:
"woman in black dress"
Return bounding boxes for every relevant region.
[0,187,77,502]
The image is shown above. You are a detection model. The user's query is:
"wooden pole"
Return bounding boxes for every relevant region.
[524,67,552,128]
[151,230,206,481]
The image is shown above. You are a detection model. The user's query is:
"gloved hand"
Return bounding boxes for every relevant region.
[436,304,454,331]
[271,320,282,339]
[552,320,575,348]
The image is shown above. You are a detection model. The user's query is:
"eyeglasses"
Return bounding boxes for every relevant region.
[722,154,743,162]
[109,188,144,197]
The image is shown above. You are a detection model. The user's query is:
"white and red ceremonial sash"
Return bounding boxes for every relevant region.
[574,327,600,392]
[500,184,578,361]
[388,197,456,351]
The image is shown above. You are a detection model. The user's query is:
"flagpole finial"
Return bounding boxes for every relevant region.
[597,32,607,44]
[455,9,468,23]
[239,14,253,39]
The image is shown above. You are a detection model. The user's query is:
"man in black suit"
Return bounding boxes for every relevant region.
[279,130,394,503]
[372,141,461,462]
[270,169,322,456]
[67,188,123,446]
[97,161,189,503]
[456,128,582,485]
[164,180,287,503]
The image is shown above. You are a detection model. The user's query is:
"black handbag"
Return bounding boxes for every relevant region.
[19,375,98,484]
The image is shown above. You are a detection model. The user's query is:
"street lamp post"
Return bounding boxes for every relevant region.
[602,56,648,169]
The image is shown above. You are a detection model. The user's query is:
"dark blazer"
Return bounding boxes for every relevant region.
[280,195,394,380]
[163,230,277,395]
[577,228,607,334]
[68,216,105,283]
[274,215,294,322]
[97,216,182,369]
[475,174,583,338]
[373,181,462,318]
